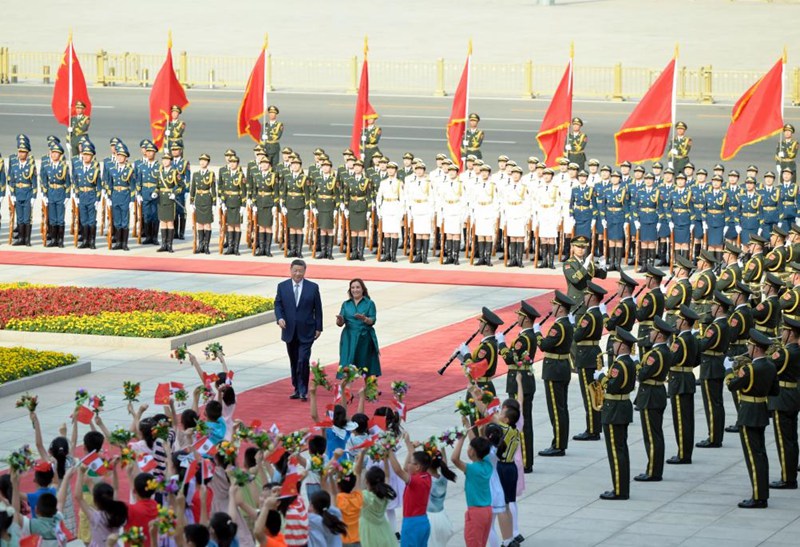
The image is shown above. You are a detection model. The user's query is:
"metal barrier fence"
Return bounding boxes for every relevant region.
[1,47,799,104]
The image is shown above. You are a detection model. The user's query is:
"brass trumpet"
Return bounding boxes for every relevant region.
[590,349,614,412]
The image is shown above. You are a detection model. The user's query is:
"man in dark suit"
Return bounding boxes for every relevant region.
[274,259,323,401]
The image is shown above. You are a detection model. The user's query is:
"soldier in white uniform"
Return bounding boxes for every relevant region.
[376,161,404,263]
[471,164,499,266]
[502,166,532,268]
[492,155,510,186]
[536,168,562,269]
[439,164,467,265]
[405,162,434,264]
[429,153,447,185]
[491,155,511,255]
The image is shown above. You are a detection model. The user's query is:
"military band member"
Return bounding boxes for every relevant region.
[565,117,587,170]
[68,100,90,157]
[768,316,800,490]
[726,329,780,508]
[779,167,797,227]
[636,265,667,351]
[342,159,372,261]
[691,250,718,325]
[106,143,136,251]
[697,291,733,448]
[573,281,607,441]
[261,105,283,168]
[600,171,628,271]
[724,282,756,435]
[164,105,186,153]
[739,177,762,244]
[281,156,309,258]
[595,327,638,500]
[155,152,181,253]
[789,226,800,263]
[40,143,69,248]
[502,166,530,268]
[743,234,767,300]
[667,305,701,465]
[8,139,37,247]
[563,236,607,317]
[72,142,100,249]
[776,123,797,181]
[780,262,800,321]
[457,307,502,400]
[754,273,784,338]
[536,291,576,457]
[604,271,638,367]
[764,226,790,278]
[497,300,540,473]
[536,168,561,269]
[664,254,694,329]
[310,158,338,260]
[632,173,660,272]
[760,171,782,236]
[462,113,484,160]
[406,162,434,264]
[189,153,217,255]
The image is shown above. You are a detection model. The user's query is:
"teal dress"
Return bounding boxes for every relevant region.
[338,296,381,376]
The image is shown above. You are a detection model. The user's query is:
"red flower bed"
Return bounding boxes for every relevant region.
[0,287,224,328]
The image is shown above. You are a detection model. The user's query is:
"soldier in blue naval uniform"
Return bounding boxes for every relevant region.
[40,142,70,248]
[724,170,743,246]
[690,171,708,259]
[632,173,659,272]
[569,170,596,239]
[105,142,136,251]
[71,142,101,249]
[9,138,38,246]
[170,140,190,239]
[599,171,629,271]
[135,140,160,245]
[779,167,798,228]
[739,177,763,244]
[759,171,782,236]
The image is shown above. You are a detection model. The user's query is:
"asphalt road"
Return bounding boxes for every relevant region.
[1,85,799,175]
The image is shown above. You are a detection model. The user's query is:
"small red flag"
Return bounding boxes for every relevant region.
[446,44,471,169]
[51,34,91,127]
[368,416,387,434]
[237,40,268,143]
[468,359,490,380]
[352,436,377,450]
[266,446,287,464]
[74,405,94,425]
[279,473,301,498]
[536,57,573,168]
[149,34,189,149]
[154,381,184,405]
[350,40,378,160]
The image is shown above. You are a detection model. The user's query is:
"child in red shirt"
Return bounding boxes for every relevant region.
[388,433,432,547]
[123,472,159,546]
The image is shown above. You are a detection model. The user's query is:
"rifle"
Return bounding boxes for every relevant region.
[106,204,113,250]
[403,213,409,255]
[524,218,532,262]
[439,219,445,264]
[333,210,339,248]
[438,326,482,376]
[368,206,376,252]
[339,209,346,252]
[503,223,509,267]
[469,220,476,266]
[218,208,227,254]
[623,222,630,264]
[246,205,254,249]
[7,198,15,244]
[558,219,565,262]
[377,218,383,262]
[669,230,675,274]
[312,211,319,258]
[99,195,106,235]
[603,226,608,264]
[634,229,641,270]
[535,224,541,268]
[136,201,142,245]
[409,218,415,263]
[590,221,597,257]
[41,200,49,245]
[192,209,198,254]
[70,196,77,236]
[283,209,289,257]
[345,216,351,260]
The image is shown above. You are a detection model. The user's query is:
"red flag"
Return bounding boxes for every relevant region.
[614,56,677,164]
[154,381,185,405]
[721,57,785,161]
[350,39,378,160]
[368,416,387,434]
[536,56,573,167]
[74,405,94,425]
[80,451,108,475]
[149,34,189,149]
[446,43,472,169]
[266,446,287,464]
[467,359,490,380]
[237,38,269,143]
[51,34,91,126]
[279,473,301,498]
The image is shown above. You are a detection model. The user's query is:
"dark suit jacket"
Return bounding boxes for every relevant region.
[274,278,323,343]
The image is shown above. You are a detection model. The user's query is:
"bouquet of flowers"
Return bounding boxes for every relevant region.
[146,477,166,494]
[455,400,476,420]
[90,395,106,415]
[363,374,379,402]
[279,431,306,454]
[311,361,333,391]
[217,441,238,465]
[379,431,400,453]
[391,380,409,401]
[151,419,171,441]
[203,342,224,361]
[438,426,468,447]
[229,467,253,487]
[119,526,146,546]
[327,458,354,481]
[109,427,135,448]
[479,389,495,406]
[309,454,326,476]
[337,364,360,385]
[194,420,209,437]
[2,445,35,472]
[15,393,38,412]
[422,436,441,458]
[74,388,89,409]
[517,350,534,369]
[174,389,188,404]
[171,343,188,363]
[235,423,255,442]
[366,442,387,461]
[122,381,141,402]
[118,446,135,468]
[250,431,273,452]
[157,505,177,536]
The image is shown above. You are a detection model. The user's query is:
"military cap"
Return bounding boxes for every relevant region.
[281,147,293,154]
[344,155,355,162]
[572,236,590,248]
[652,161,663,169]
[498,155,510,162]
[505,160,517,168]
[441,158,452,165]
[578,170,588,177]
[267,105,279,114]
[144,141,158,152]
[80,143,95,155]
[676,254,694,271]
[784,123,795,133]
[224,148,237,156]
[644,172,655,180]
[415,162,426,170]
[259,157,270,165]
[378,156,388,164]
[654,316,676,334]
[543,168,555,175]
[711,175,723,182]
[585,280,608,297]
[518,301,541,320]
[611,170,622,178]
[291,156,302,164]
[764,171,776,178]
[170,140,184,150]
[139,139,149,148]
[467,155,478,162]
[676,121,687,130]
[46,135,61,144]
[723,241,742,256]
[773,225,789,238]
[619,270,639,288]
[568,162,580,170]
[528,156,540,164]
[474,159,485,167]
[386,161,398,169]
[615,326,638,345]
[765,272,784,287]
[115,143,130,157]
[399,152,413,160]
[77,135,90,144]
[600,165,611,172]
[791,225,800,236]
[511,166,523,174]
[559,158,570,165]
[75,100,86,108]
[713,163,725,171]
[744,176,757,185]
[198,153,211,162]
[676,172,687,180]
[447,164,459,172]
[319,154,330,161]
[620,160,632,168]
[552,290,576,309]
[17,133,30,143]
[782,167,793,174]
[161,152,172,160]
[320,159,331,167]
[748,328,773,348]
[746,164,759,172]
[633,165,645,173]
[479,306,503,327]
[732,281,752,296]
[480,165,492,172]
[665,168,675,175]
[714,290,734,309]
[728,170,740,177]
[342,147,354,155]
[253,144,266,153]
[697,168,708,175]
[107,137,120,147]
[571,117,583,126]
[468,113,481,122]
[435,153,447,160]
[16,140,31,152]
[749,233,768,246]
[685,162,695,170]
[784,316,800,331]
[698,249,719,265]
[171,105,182,113]
[229,155,240,163]
[679,304,699,322]
[49,143,64,155]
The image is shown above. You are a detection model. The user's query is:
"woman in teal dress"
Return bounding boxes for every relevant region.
[336,278,381,376]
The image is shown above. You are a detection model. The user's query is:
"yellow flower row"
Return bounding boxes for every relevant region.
[0,282,48,291]
[180,292,274,319]
[6,311,220,338]
[0,347,77,384]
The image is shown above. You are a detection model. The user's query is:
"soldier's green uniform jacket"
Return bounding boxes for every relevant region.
[219,167,247,225]
[563,257,607,316]
[499,329,536,397]
[669,328,700,396]
[275,160,292,188]
[743,252,765,294]
[537,316,574,383]
[189,169,217,225]
[282,170,310,229]
[636,288,665,343]
[251,170,278,228]
[574,306,604,369]
[729,304,754,356]
[727,356,779,428]
[164,119,185,152]
[691,268,717,324]
[635,342,671,410]
[753,295,781,337]
[716,262,742,293]
[599,354,636,425]
[464,336,498,396]
[362,124,382,161]
[767,342,800,414]
[780,287,800,321]
[310,171,339,231]
[668,134,692,170]
[764,245,790,275]
[566,131,587,168]
[342,173,373,232]
[606,297,637,334]
[775,137,798,172]
[699,316,731,380]
[261,120,284,165]
[68,113,90,155]
[461,127,484,159]
[246,158,263,197]
[370,167,389,189]
[398,164,414,183]
[664,278,692,325]
[156,165,181,222]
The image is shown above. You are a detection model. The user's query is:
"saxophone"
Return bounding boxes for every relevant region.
[590,350,610,412]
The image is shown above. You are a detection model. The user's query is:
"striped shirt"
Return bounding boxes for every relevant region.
[284,497,309,546]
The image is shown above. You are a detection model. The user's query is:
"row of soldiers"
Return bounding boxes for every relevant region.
[455,232,800,508]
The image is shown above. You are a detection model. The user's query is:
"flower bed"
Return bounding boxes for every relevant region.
[1,283,273,338]
[0,347,78,384]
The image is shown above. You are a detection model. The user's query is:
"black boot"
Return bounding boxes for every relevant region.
[88,226,96,249]
[176,215,185,239]
[357,236,365,261]
[453,241,460,265]
[151,222,160,245]
[474,241,485,266]
[315,227,322,254]
[77,226,87,248]
[166,228,174,253]
[693,243,701,261]
[296,234,304,258]
[253,232,263,256]
[194,230,205,254]
[111,227,121,250]
[157,228,168,252]
[549,244,556,269]
[203,230,212,254]
[390,237,398,262]
[637,246,647,273]
[56,225,64,248]
[485,241,494,267]
[517,241,524,268]
[121,228,130,251]
[233,231,241,255]
[223,231,234,255]
[442,240,452,264]
[25,224,32,246]
[421,239,430,264]
[45,225,55,247]
[12,224,25,246]
[379,236,389,262]
[506,242,516,267]
[412,239,422,263]
[264,232,273,257]
[563,237,572,262]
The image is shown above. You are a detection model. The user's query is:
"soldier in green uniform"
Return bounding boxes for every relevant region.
[251,157,278,257]
[498,300,540,473]
[275,146,293,183]
[697,291,733,448]
[754,273,784,338]
[595,327,638,500]
[604,271,638,368]
[691,250,719,325]
[537,291,576,457]
[716,242,743,294]
[261,105,283,168]
[362,117,381,162]
[636,265,667,355]
[342,159,373,261]
[725,282,756,434]
[776,123,797,182]
[155,152,180,253]
[768,316,800,489]
[573,281,608,442]
[310,158,339,260]
[726,328,780,508]
[456,307,502,401]
[68,100,90,157]
[633,316,674,482]
[664,254,694,329]
[281,156,310,258]
[668,121,692,177]
[764,226,791,280]
[743,234,767,302]
[189,153,216,255]
[780,262,800,322]
[219,155,247,256]
[562,236,607,317]
[461,113,484,160]
[667,305,701,465]
[164,105,186,153]
[565,117,587,170]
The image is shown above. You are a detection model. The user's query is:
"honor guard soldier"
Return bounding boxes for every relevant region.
[634,316,674,482]
[573,281,608,442]
[776,123,798,182]
[717,243,744,293]
[281,155,309,258]
[456,307,502,400]
[768,316,800,490]
[106,143,136,251]
[219,155,247,256]
[595,327,638,500]
[743,234,767,300]
[537,291,576,457]
[632,173,660,272]
[593,166,612,256]
[40,143,69,248]
[154,152,181,253]
[780,262,800,321]
[40,136,60,246]
[376,161,403,262]
[361,117,381,163]
[471,164,498,267]
[8,138,37,247]
[668,121,692,175]
[102,137,120,192]
[170,141,190,240]
[697,290,734,448]
[72,142,100,249]
[664,254,694,329]
[569,170,596,242]
[667,305,701,465]
[497,301,540,473]
[536,168,562,269]
[724,283,756,434]
[502,166,531,268]
[310,158,338,260]
[261,105,283,168]
[692,250,719,324]
[343,158,372,261]
[439,164,466,265]
[68,101,90,157]
[754,273,784,338]
[604,271,639,367]
[636,265,667,350]
[759,172,782,236]
[739,177,762,244]
[406,162,434,264]
[275,147,292,182]
[600,171,629,271]
[690,171,708,259]
[779,167,798,227]
[668,172,694,261]
[726,328,780,508]
[764,226,790,278]
[461,113,484,160]
[565,117,587,170]
[189,153,217,255]
[164,105,186,153]
[703,175,728,256]
[724,170,743,246]
[134,141,160,245]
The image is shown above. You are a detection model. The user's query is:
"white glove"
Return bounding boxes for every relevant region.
[312,208,318,216]
[656,222,661,232]
[668,221,674,231]
[339,203,346,212]
[659,285,667,293]
[136,194,143,203]
[246,199,252,208]
[169,193,176,201]
[42,196,48,206]
[221,203,227,213]
[344,210,350,218]
[495,332,505,345]
[94,202,101,213]
[634,221,641,230]
[703,221,708,230]
[691,328,699,335]
[165,130,171,137]
[735,225,742,234]
[567,313,576,325]
[281,207,287,215]
[591,219,596,228]
[779,151,785,158]
[272,206,277,216]
[239,206,245,217]
[597,256,607,269]
[10,196,16,204]
[150,192,158,199]
[360,134,366,142]
[758,227,763,236]
[128,202,135,213]
[533,323,541,334]
[67,127,73,134]
[689,224,694,236]
[601,219,607,229]
[670,148,678,156]
[631,355,640,364]
[599,303,607,315]
[593,367,608,381]
[565,144,572,152]
[458,343,470,357]
[724,357,733,372]
[63,198,70,206]
[252,206,257,214]
[623,222,629,230]
[583,256,592,268]
[101,190,107,199]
